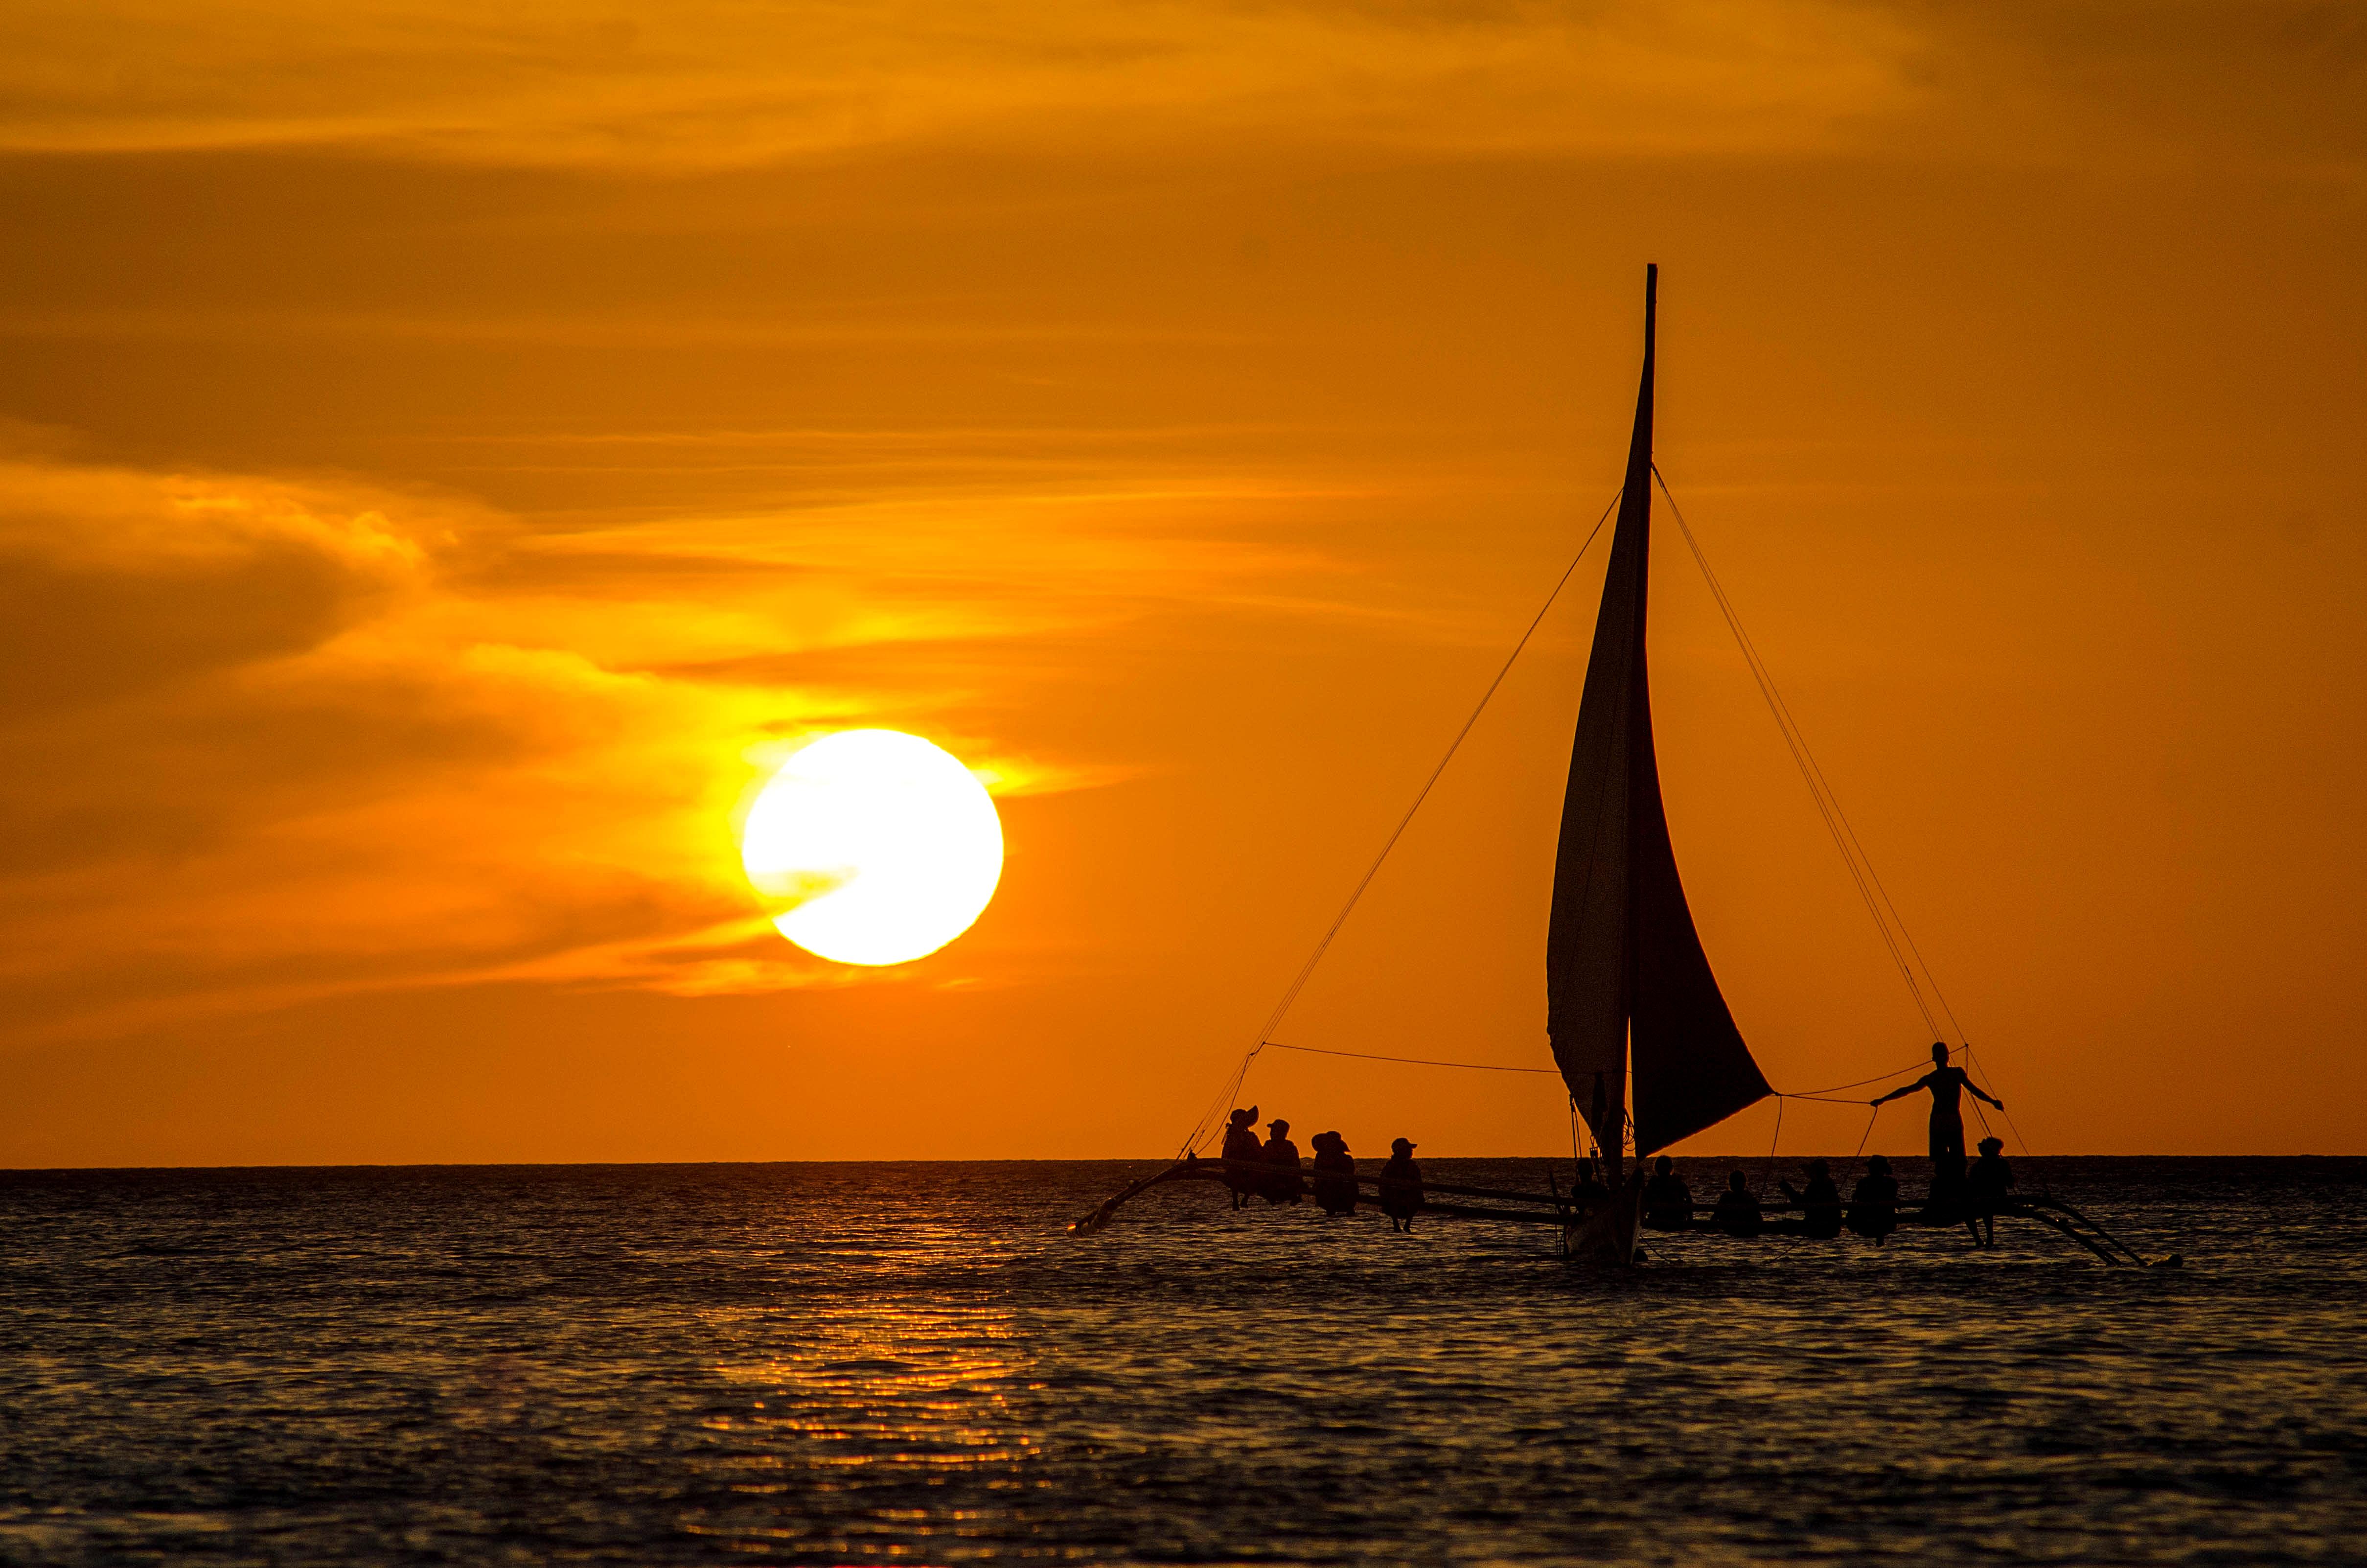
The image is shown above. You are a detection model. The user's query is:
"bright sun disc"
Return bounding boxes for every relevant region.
[739,729,1004,967]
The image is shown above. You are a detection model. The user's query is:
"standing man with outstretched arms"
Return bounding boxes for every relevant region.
[1872,1042,2004,1176]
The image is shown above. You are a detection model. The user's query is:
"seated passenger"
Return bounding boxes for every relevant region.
[1379,1137,1423,1232]
[1965,1136,2016,1246]
[1711,1170,1763,1238]
[1642,1155,1694,1231]
[1260,1119,1304,1204]
[1219,1106,1263,1210]
[1310,1130,1357,1216]
[1847,1153,1899,1243]
[1777,1158,1843,1238]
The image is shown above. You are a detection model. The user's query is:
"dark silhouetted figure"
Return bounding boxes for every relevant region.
[1871,1043,2003,1191]
[1777,1158,1843,1238]
[1847,1153,1899,1243]
[1643,1154,1694,1231]
[1260,1119,1304,1205]
[1965,1136,2016,1246]
[1310,1130,1357,1216]
[1379,1138,1423,1231]
[1219,1106,1263,1210]
[1712,1170,1763,1238]
[1569,1154,1610,1217]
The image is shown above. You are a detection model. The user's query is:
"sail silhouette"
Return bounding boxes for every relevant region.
[1547,265,1772,1166]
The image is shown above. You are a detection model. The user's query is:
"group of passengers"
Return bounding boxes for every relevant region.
[1640,1140,2018,1244]
[1216,1107,1425,1230]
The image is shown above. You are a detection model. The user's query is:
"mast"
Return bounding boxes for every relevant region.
[1545,265,1771,1179]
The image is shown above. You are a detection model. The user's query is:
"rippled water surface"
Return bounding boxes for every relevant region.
[3,1158,2364,1565]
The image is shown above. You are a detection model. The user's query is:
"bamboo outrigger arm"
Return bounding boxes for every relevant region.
[1068,1156,1574,1235]
[1070,1158,2172,1265]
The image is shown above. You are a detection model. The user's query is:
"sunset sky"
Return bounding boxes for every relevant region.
[3,1,2361,1165]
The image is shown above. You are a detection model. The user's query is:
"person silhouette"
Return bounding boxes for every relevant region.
[1219,1107,1263,1209]
[1310,1131,1357,1216]
[1847,1153,1899,1243]
[1871,1042,2003,1184]
[1379,1138,1423,1231]
[1643,1154,1694,1231]
[1965,1136,2017,1246]
[1260,1118,1304,1205]
[1778,1158,1843,1238]
[1712,1170,1763,1237]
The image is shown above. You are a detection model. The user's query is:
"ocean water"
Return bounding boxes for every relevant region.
[1,1156,2362,1566]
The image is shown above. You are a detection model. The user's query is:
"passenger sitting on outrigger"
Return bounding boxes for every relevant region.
[1642,1155,1693,1231]
[1219,1107,1263,1209]
[1776,1158,1842,1238]
[1379,1138,1423,1232]
[1310,1131,1357,1216]
[1847,1154,1898,1243]
[1965,1136,2016,1246]
[1712,1170,1763,1237]
[1260,1119,1304,1205]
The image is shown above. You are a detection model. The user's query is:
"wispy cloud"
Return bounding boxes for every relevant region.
[0,440,1345,1037]
[0,0,1925,166]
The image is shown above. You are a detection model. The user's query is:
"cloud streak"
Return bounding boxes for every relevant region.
[0,440,1343,1038]
[0,0,1924,166]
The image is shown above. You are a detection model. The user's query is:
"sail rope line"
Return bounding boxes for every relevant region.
[1650,467,1944,1038]
[1653,468,2045,1176]
[1264,1041,1558,1074]
[1172,486,1628,1157]
[1759,1094,1785,1197]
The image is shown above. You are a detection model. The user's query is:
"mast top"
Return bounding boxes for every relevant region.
[1644,262,1656,355]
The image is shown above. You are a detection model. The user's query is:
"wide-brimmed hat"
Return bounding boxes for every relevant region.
[1228,1106,1258,1125]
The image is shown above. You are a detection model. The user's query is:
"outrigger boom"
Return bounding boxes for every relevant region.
[1068,1157,2164,1266]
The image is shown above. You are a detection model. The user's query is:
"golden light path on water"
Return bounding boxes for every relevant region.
[739,729,1004,967]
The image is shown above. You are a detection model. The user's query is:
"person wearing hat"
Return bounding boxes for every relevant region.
[1964,1136,2016,1246]
[1847,1154,1899,1243]
[1219,1107,1263,1209]
[1310,1131,1357,1216]
[1379,1137,1423,1231]
[1259,1118,1304,1204]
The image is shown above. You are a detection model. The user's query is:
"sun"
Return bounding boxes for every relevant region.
[739,729,1004,967]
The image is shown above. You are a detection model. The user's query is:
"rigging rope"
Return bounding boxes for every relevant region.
[1264,1041,1557,1074]
[1176,484,1625,1156]
[1652,466,1945,1039]
[1759,1094,1785,1196]
[1654,467,2048,1173]
[1175,473,2041,1176]
[1782,1059,1929,1096]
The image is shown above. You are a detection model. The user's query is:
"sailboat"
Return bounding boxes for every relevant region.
[1073,267,2158,1267]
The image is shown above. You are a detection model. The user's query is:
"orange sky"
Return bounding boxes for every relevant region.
[2,1,2362,1165]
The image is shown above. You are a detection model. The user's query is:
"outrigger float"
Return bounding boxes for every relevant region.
[1074,266,2172,1268]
